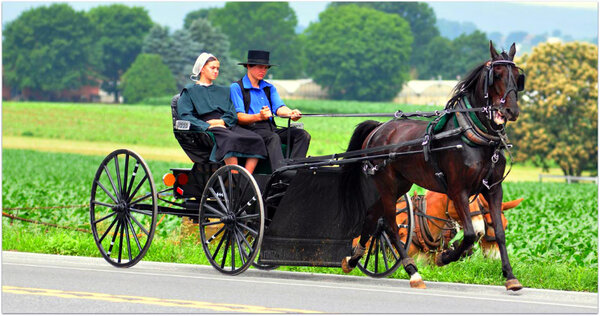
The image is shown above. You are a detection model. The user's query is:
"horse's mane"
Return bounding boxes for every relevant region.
[445,61,488,109]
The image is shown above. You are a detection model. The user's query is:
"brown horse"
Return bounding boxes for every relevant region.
[399,191,523,261]
[339,41,524,290]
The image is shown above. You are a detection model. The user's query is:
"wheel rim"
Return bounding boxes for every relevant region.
[199,165,264,275]
[357,193,414,278]
[90,149,157,267]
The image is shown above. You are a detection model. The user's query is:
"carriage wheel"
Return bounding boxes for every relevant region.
[357,193,414,278]
[252,261,279,270]
[199,165,264,275]
[90,149,157,268]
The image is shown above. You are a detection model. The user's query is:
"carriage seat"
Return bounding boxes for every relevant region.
[171,94,216,163]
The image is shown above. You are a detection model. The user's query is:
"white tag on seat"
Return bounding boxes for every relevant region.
[175,120,191,130]
[290,122,304,129]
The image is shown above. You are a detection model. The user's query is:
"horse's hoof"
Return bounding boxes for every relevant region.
[505,279,523,291]
[435,253,445,267]
[409,272,426,289]
[341,257,353,273]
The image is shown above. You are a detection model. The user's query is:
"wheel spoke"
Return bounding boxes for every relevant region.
[103,165,119,201]
[217,175,230,211]
[235,196,257,216]
[201,220,225,227]
[233,178,251,214]
[126,163,140,198]
[124,218,132,261]
[123,154,129,197]
[374,236,380,273]
[96,180,119,204]
[98,217,119,244]
[209,187,229,214]
[92,200,116,209]
[204,225,226,244]
[220,232,231,270]
[379,234,390,271]
[203,203,225,217]
[118,218,125,263]
[364,236,375,268]
[129,213,150,236]
[129,207,153,217]
[237,213,260,221]
[114,156,123,198]
[211,229,228,260]
[236,221,258,237]
[93,211,117,225]
[235,226,253,250]
[107,219,121,256]
[382,232,399,261]
[130,192,152,206]
[128,175,148,203]
[126,216,143,252]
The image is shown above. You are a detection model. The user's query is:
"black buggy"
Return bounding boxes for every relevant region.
[89,95,416,278]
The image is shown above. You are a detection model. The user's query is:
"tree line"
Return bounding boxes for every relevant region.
[3,2,491,103]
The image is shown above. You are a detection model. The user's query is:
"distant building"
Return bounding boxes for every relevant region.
[394,80,458,106]
[269,79,329,100]
[269,78,458,105]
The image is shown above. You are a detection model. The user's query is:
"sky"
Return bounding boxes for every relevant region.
[1,1,598,39]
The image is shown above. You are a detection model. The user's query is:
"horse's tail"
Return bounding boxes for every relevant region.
[339,120,382,237]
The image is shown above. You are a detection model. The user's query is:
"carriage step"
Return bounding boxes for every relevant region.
[258,236,351,267]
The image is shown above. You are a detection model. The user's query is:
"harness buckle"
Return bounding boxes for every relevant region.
[482,179,491,190]
[422,134,430,146]
[492,151,500,164]
[394,110,404,119]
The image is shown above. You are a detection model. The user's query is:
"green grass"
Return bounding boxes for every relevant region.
[2,100,438,157]
[2,149,597,292]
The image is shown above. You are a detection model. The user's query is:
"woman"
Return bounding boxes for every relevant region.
[177,52,267,173]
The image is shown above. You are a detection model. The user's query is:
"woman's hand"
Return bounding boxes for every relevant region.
[207,119,226,129]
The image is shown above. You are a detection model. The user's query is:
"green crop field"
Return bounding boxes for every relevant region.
[2,100,598,291]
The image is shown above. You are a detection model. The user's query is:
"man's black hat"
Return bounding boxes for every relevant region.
[238,50,277,66]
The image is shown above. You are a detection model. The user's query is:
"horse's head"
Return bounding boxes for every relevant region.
[484,41,524,127]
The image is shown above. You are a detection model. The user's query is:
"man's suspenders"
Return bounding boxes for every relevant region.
[236,79,272,113]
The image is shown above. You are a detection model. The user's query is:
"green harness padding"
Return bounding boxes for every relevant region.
[427,97,488,147]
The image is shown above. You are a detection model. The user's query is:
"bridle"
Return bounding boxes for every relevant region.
[483,59,525,122]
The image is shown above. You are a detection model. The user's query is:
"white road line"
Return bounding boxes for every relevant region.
[4,262,597,310]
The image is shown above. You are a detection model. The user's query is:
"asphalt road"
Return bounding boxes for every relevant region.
[2,251,597,313]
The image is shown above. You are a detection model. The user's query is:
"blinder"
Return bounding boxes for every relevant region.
[487,60,525,91]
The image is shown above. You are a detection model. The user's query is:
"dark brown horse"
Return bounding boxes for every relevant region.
[339,41,524,290]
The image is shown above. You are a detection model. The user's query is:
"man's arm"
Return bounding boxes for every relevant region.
[237,107,272,125]
[276,106,302,121]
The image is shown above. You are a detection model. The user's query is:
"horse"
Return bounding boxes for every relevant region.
[339,41,524,291]
[399,191,523,261]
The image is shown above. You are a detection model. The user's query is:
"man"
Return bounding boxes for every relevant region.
[230,50,311,170]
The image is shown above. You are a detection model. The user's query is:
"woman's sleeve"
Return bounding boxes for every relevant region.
[177,89,210,132]
[221,92,239,127]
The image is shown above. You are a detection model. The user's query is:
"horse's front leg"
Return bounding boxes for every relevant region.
[435,192,479,265]
[483,187,523,291]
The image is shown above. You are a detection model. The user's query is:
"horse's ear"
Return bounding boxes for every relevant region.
[508,43,517,61]
[489,40,500,60]
[501,198,524,211]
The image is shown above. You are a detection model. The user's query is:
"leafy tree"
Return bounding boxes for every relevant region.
[332,2,439,79]
[418,36,454,80]
[207,2,303,79]
[2,4,97,100]
[187,18,244,84]
[143,25,203,90]
[304,5,412,101]
[509,42,598,176]
[121,54,177,104]
[87,4,153,103]
[183,8,216,29]
[449,31,490,77]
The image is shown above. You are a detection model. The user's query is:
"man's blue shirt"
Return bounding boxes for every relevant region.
[230,75,285,115]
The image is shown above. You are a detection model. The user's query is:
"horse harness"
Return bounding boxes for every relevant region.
[410,194,496,253]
